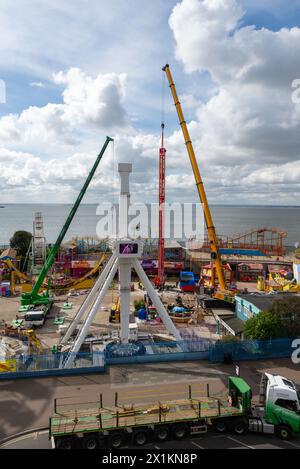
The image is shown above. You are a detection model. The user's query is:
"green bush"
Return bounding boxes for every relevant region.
[134,299,145,311]
[244,311,282,340]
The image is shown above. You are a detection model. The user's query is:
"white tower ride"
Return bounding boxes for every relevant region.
[62,163,180,368]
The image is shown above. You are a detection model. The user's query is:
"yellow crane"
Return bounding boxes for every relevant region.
[23,329,42,355]
[162,64,234,302]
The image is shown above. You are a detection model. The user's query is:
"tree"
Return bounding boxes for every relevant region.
[244,311,282,340]
[270,297,300,337]
[10,231,32,259]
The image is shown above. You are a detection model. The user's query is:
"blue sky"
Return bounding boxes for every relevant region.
[2,0,297,130]
[1,0,299,126]
[0,0,300,205]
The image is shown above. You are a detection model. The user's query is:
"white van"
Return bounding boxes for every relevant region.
[23,311,46,328]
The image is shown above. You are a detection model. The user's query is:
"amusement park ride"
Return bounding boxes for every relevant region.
[60,163,181,369]
[155,123,166,289]
[30,212,47,274]
[191,228,287,257]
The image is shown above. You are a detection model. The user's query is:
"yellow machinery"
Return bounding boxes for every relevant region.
[257,275,265,291]
[267,272,300,293]
[109,297,120,323]
[163,64,234,302]
[257,272,300,293]
[23,329,42,355]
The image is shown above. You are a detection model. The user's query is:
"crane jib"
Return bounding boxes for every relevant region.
[162,64,227,292]
[21,136,114,305]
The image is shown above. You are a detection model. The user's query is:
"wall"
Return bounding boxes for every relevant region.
[235,296,261,321]
[293,263,300,285]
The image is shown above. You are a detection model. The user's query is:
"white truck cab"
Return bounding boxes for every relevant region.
[250,372,300,439]
[265,373,300,412]
[23,310,46,327]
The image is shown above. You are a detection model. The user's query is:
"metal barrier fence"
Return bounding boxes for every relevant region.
[0,337,296,379]
[0,340,210,379]
[106,339,211,365]
[209,337,295,363]
[0,351,106,379]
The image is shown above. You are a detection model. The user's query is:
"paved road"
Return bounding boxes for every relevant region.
[2,429,300,450]
[1,358,300,442]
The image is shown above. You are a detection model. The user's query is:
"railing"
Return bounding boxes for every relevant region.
[0,351,106,379]
[0,337,297,379]
[209,337,295,363]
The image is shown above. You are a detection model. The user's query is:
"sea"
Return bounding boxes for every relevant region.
[0,204,299,250]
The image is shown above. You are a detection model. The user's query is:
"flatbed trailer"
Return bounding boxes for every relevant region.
[49,377,251,449]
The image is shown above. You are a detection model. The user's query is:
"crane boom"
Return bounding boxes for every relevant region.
[162,64,226,291]
[21,136,114,306]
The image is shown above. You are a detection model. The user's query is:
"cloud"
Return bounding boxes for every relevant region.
[168,0,300,200]
[1,0,300,206]
[30,82,45,88]
[0,68,129,158]
[53,68,127,128]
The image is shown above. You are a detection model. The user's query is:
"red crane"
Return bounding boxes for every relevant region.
[156,123,166,289]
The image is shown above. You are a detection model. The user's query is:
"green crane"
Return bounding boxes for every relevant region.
[20,136,114,307]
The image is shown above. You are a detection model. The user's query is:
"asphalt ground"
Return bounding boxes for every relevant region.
[2,429,300,450]
[1,358,300,443]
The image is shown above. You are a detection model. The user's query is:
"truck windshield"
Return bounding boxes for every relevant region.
[25,314,44,321]
[181,274,193,281]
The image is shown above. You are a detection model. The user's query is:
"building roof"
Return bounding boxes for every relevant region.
[0,248,17,260]
[238,263,264,271]
[221,317,245,335]
[164,240,183,249]
[236,293,300,311]
[211,308,235,318]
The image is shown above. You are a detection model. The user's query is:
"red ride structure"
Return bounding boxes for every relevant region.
[156,123,166,289]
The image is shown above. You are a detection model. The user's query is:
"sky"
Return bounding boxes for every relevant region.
[0,0,300,205]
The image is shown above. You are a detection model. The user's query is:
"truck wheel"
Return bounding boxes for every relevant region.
[82,434,99,449]
[275,425,292,441]
[212,419,228,433]
[232,418,248,435]
[108,432,124,449]
[154,426,169,442]
[56,436,74,449]
[173,424,188,440]
[132,430,148,446]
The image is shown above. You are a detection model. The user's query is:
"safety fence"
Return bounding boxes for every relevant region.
[0,337,296,379]
[0,351,106,379]
[0,339,210,379]
[209,337,296,363]
[106,339,211,365]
